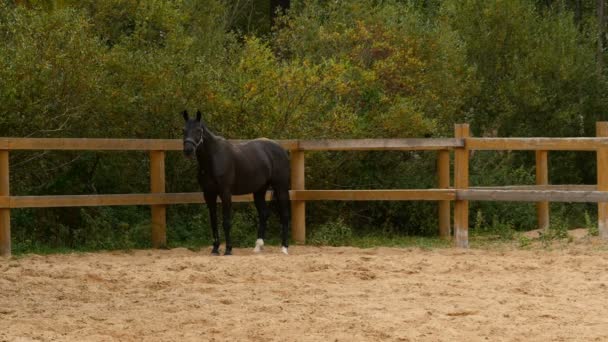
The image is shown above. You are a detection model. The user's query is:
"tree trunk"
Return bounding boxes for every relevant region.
[575,0,582,27]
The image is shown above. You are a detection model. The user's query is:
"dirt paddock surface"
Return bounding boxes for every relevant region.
[2,243,608,342]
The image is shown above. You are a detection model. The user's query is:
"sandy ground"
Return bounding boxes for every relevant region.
[2,239,608,341]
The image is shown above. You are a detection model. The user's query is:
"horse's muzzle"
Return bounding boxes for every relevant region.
[183,148,195,159]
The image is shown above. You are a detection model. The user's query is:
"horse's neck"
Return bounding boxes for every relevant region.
[196,128,226,173]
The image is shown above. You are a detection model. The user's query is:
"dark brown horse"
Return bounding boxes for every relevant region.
[182,110,291,255]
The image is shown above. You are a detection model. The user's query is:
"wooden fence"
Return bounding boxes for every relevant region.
[2,122,608,256]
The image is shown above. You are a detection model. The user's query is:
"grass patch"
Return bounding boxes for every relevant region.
[11,218,607,257]
[12,243,110,258]
[349,235,451,249]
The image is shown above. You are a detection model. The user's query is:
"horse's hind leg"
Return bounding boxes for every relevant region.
[274,187,290,255]
[253,187,269,253]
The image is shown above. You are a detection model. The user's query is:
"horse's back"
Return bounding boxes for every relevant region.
[230,138,290,194]
[238,138,289,165]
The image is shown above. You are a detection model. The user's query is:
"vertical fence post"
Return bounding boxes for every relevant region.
[597,122,608,238]
[438,150,450,239]
[290,149,306,244]
[0,150,10,257]
[454,124,470,248]
[150,150,166,248]
[535,150,549,231]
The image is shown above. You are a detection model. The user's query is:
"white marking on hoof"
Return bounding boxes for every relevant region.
[253,239,264,253]
[281,246,289,255]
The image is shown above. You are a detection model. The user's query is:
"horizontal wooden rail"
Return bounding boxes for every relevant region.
[13,187,608,208]
[1,138,300,151]
[458,189,608,203]
[291,189,455,201]
[10,137,608,152]
[0,193,273,208]
[0,138,182,151]
[0,189,458,208]
[470,185,597,191]
[298,139,463,151]
[467,137,608,151]
[0,138,463,152]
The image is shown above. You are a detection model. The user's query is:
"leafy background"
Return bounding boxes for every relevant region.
[1,0,606,251]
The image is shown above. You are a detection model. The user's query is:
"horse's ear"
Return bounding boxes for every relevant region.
[182,110,189,121]
[196,110,202,122]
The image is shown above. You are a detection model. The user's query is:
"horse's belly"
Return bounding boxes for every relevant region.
[231,172,268,195]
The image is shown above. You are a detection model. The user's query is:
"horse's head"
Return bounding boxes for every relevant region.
[181,109,204,158]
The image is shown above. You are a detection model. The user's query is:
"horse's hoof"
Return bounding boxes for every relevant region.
[224,250,232,256]
[253,239,264,253]
[211,250,220,256]
[281,246,289,255]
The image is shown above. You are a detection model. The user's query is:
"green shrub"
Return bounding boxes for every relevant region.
[586,211,599,237]
[3,0,607,252]
[310,218,353,246]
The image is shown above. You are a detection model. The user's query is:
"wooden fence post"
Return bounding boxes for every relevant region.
[535,150,549,231]
[438,150,450,239]
[0,150,10,257]
[597,122,608,238]
[150,150,166,248]
[290,149,306,244]
[454,124,470,248]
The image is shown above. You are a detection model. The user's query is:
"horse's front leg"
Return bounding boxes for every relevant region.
[220,191,233,256]
[204,192,220,255]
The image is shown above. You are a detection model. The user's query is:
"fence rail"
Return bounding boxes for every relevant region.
[2,123,608,257]
[0,138,460,151]
[467,137,608,151]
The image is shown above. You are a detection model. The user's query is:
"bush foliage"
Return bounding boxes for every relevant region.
[1,0,606,250]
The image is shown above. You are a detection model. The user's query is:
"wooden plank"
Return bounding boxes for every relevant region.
[10,194,183,207]
[470,185,596,191]
[454,124,470,248]
[8,192,276,208]
[437,150,451,239]
[150,151,166,249]
[290,151,306,244]
[457,189,608,203]
[536,150,549,230]
[5,138,299,151]
[467,137,608,151]
[15,188,608,206]
[292,189,455,201]
[8,138,181,151]
[7,189,458,208]
[0,150,9,257]
[11,136,608,152]
[298,139,463,151]
[597,122,608,238]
